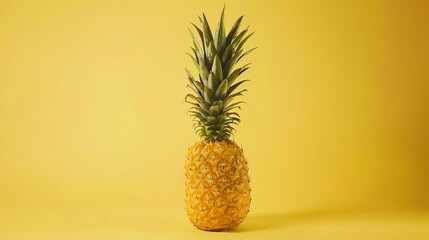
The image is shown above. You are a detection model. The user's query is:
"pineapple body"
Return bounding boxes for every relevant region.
[185,140,251,231]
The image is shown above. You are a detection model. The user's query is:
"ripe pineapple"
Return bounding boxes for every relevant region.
[184,7,255,231]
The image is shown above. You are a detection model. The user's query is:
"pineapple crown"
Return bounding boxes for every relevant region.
[185,7,255,142]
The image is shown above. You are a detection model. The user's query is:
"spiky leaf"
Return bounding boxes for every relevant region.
[214,7,226,54]
[215,79,228,100]
[207,72,219,92]
[211,54,223,82]
[226,16,243,46]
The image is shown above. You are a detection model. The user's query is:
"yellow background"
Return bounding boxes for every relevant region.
[0,0,428,239]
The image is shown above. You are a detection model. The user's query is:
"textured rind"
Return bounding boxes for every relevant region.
[185,140,251,231]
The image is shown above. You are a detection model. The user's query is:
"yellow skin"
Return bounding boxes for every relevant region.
[185,140,251,231]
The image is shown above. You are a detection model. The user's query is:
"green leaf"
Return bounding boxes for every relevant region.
[191,22,207,64]
[214,6,226,55]
[184,100,201,110]
[207,125,220,131]
[185,94,211,110]
[225,90,247,105]
[207,116,217,124]
[187,110,202,116]
[195,127,204,135]
[225,101,246,112]
[197,131,204,138]
[200,14,214,49]
[190,47,199,63]
[192,122,201,129]
[237,47,257,63]
[206,41,217,66]
[230,117,241,123]
[224,120,239,126]
[192,119,204,125]
[185,68,195,77]
[193,80,205,93]
[211,100,224,112]
[216,114,225,123]
[187,84,200,97]
[203,86,213,103]
[190,22,204,49]
[215,101,223,111]
[208,72,219,93]
[185,69,200,85]
[185,69,203,95]
[211,54,223,81]
[227,80,249,96]
[188,28,203,61]
[188,112,205,121]
[200,104,210,114]
[238,63,252,76]
[224,49,243,77]
[226,67,241,86]
[236,32,254,53]
[231,26,249,48]
[224,101,246,109]
[226,112,240,118]
[221,44,233,66]
[185,93,199,103]
[221,122,234,128]
[209,105,220,115]
[198,59,209,85]
[189,107,208,117]
[226,16,244,46]
[215,79,228,100]
[186,53,198,70]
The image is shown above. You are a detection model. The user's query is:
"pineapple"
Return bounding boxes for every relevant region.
[184,7,255,231]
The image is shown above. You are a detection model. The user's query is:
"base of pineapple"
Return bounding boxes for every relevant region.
[185,140,251,231]
[188,208,249,231]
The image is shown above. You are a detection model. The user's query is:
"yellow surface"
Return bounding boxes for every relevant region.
[1,208,429,239]
[0,0,428,239]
